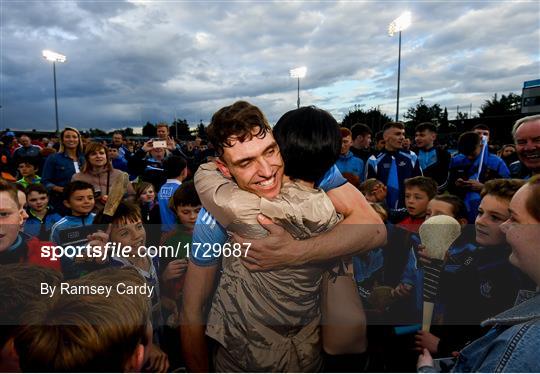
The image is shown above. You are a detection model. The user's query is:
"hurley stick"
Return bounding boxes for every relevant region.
[103,172,129,220]
[419,215,461,332]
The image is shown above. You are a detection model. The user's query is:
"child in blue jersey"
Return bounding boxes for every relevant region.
[23,184,62,240]
[91,201,169,371]
[158,155,187,236]
[50,181,96,278]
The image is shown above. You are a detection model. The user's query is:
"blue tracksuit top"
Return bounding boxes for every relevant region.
[367,150,422,211]
[336,151,365,182]
[158,179,182,232]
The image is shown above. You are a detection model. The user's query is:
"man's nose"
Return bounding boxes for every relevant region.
[257,159,273,177]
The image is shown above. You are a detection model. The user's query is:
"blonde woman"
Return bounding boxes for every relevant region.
[42,127,85,211]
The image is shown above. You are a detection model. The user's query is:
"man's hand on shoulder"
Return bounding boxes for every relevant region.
[235,214,303,271]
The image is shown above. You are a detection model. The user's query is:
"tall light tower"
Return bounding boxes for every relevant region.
[42,50,66,135]
[289,66,307,108]
[388,11,411,122]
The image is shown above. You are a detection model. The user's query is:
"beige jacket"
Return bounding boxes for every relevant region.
[194,162,341,372]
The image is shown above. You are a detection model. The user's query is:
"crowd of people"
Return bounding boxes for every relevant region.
[0,105,539,372]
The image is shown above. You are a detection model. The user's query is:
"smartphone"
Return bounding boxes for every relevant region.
[153,140,167,148]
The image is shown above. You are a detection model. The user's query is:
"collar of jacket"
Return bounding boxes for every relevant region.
[483,291,540,326]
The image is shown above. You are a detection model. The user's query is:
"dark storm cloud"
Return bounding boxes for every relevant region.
[1,1,538,131]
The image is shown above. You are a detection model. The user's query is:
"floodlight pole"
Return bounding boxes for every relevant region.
[297,77,300,108]
[53,61,59,135]
[396,30,402,122]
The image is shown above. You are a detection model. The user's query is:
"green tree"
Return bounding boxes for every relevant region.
[142,122,156,138]
[197,121,207,140]
[478,93,522,117]
[404,98,444,126]
[88,128,107,137]
[342,106,392,133]
[171,118,191,140]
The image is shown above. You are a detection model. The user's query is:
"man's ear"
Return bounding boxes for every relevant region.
[458,218,468,227]
[124,344,145,372]
[215,158,232,178]
[63,199,71,209]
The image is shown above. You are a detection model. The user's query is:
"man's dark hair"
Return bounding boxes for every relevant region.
[375,131,384,143]
[63,181,94,200]
[207,101,271,157]
[273,106,341,183]
[415,122,437,133]
[163,155,187,179]
[108,143,120,150]
[351,123,372,139]
[112,131,123,138]
[458,131,481,157]
[382,122,405,133]
[169,180,201,210]
[472,124,490,132]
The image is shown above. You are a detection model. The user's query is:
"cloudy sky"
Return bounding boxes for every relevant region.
[1,0,539,132]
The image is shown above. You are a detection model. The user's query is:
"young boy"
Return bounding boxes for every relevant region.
[162,180,201,299]
[50,181,96,245]
[16,157,41,189]
[49,181,96,278]
[91,202,169,370]
[394,194,470,308]
[108,144,129,173]
[0,180,59,269]
[397,176,438,232]
[158,155,188,235]
[14,267,153,372]
[23,184,62,240]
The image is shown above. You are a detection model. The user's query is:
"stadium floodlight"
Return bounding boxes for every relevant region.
[388,12,412,121]
[388,11,411,37]
[289,66,307,108]
[42,50,66,135]
[42,49,67,63]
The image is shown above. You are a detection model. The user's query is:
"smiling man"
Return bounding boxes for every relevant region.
[181,102,385,372]
[367,122,422,219]
[510,114,540,179]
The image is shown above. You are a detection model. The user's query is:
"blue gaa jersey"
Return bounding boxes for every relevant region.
[367,150,422,211]
[158,179,182,232]
[190,165,347,266]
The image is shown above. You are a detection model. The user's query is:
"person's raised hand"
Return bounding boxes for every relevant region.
[83,229,110,264]
[166,136,176,151]
[143,343,170,373]
[392,283,413,298]
[415,330,440,354]
[162,258,188,281]
[142,139,153,152]
[234,214,301,271]
[417,244,432,266]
